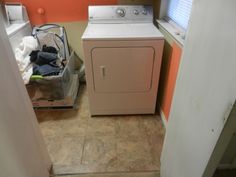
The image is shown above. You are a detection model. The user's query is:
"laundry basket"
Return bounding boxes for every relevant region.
[27,24,79,108]
[32,24,70,60]
[28,51,76,101]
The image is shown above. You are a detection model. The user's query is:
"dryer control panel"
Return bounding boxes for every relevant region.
[89,5,153,23]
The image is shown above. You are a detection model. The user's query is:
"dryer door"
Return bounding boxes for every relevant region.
[91,47,155,93]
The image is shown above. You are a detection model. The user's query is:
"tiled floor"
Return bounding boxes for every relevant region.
[35,84,165,176]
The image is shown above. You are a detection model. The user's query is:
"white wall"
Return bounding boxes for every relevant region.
[0,12,51,177]
[161,0,236,177]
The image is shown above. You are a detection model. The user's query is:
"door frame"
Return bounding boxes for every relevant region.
[0,11,51,177]
[203,101,236,177]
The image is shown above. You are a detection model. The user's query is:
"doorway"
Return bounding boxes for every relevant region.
[1,3,165,176]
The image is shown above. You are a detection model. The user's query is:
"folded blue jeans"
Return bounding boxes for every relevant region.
[33,64,61,76]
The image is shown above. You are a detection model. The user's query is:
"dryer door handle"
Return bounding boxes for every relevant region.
[100,66,106,79]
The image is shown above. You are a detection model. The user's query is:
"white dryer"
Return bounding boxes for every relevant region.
[82,5,164,115]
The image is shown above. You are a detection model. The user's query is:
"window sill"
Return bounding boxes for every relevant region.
[156,19,185,47]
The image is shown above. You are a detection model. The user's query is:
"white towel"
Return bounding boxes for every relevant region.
[14,36,38,84]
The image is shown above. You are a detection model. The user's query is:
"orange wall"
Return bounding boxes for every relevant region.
[160,42,182,121]
[5,0,118,25]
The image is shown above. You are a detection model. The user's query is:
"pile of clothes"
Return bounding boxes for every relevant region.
[14,36,66,84]
[30,45,64,77]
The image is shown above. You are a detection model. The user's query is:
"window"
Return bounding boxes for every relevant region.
[166,0,193,30]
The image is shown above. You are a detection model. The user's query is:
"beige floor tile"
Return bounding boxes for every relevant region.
[116,137,157,172]
[115,116,147,141]
[81,136,117,172]
[76,86,91,119]
[40,118,88,137]
[140,116,165,137]
[140,116,164,169]
[147,134,164,169]
[45,135,84,171]
[78,108,91,119]
[40,120,62,137]
[86,117,116,136]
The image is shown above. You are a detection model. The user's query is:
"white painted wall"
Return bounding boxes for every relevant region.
[160,0,236,177]
[0,12,51,177]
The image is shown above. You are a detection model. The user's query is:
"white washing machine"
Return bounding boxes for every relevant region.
[82,5,164,115]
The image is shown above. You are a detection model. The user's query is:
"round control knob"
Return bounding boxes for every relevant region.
[116,8,126,17]
[133,9,139,15]
[142,9,147,15]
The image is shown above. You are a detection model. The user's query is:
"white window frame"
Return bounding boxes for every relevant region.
[158,0,193,45]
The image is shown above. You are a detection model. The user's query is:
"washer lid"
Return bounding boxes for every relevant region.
[82,23,164,40]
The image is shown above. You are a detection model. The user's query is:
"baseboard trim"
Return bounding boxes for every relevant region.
[158,104,168,128]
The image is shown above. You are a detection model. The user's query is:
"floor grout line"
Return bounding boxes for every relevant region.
[80,116,89,165]
[80,136,86,165]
